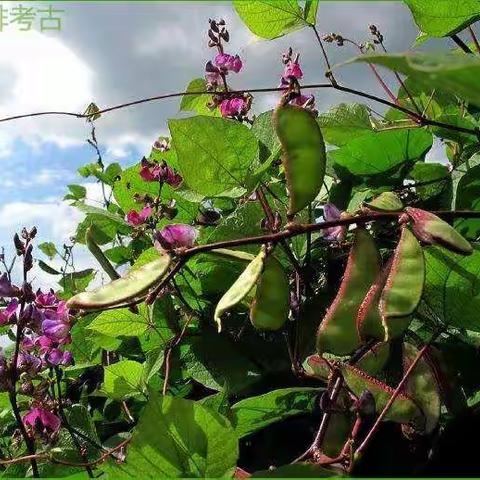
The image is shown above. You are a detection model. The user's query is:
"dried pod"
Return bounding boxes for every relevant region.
[274,105,326,216]
[364,191,403,212]
[406,207,472,255]
[67,255,171,310]
[317,228,381,356]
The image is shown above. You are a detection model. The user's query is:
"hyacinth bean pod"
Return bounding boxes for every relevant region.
[339,363,425,429]
[250,255,290,331]
[316,228,381,356]
[380,227,425,340]
[364,191,403,212]
[356,259,392,343]
[403,343,441,434]
[406,207,473,255]
[214,248,266,332]
[67,254,171,310]
[208,248,256,262]
[273,105,326,216]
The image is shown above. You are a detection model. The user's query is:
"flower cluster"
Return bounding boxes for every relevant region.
[204,19,251,120]
[279,48,318,116]
[126,158,183,228]
[0,273,75,440]
[139,158,183,187]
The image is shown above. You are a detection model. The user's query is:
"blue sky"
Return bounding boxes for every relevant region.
[0,0,452,287]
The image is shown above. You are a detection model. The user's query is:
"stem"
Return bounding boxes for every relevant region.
[311,25,334,80]
[354,330,442,458]
[0,82,478,139]
[9,238,39,477]
[451,34,473,54]
[54,369,94,478]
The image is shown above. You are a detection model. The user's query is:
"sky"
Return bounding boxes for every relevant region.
[0,0,451,288]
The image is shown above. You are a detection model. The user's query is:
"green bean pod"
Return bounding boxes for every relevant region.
[67,254,171,310]
[339,363,425,429]
[317,228,381,356]
[214,248,266,332]
[403,343,441,434]
[274,105,326,216]
[364,191,403,212]
[380,226,425,340]
[250,255,289,331]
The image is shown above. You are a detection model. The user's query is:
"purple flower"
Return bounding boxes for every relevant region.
[0,298,18,325]
[45,348,74,366]
[35,290,58,309]
[220,97,247,118]
[23,407,61,435]
[214,53,242,73]
[284,60,303,79]
[0,273,20,298]
[17,352,42,375]
[155,224,198,251]
[205,61,223,88]
[139,158,183,187]
[322,203,346,241]
[42,319,70,342]
[126,206,152,227]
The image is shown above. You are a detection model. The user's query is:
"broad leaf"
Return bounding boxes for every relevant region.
[180,78,218,116]
[403,0,480,37]
[317,103,373,146]
[233,0,308,40]
[422,246,480,331]
[330,128,432,178]
[169,116,258,196]
[230,387,319,438]
[344,53,480,107]
[105,394,238,478]
[102,360,144,400]
[87,308,149,337]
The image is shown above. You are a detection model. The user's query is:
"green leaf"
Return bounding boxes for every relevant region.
[251,110,280,161]
[38,260,61,275]
[330,128,432,178]
[105,394,238,478]
[409,162,452,209]
[180,78,218,116]
[67,255,171,310]
[169,116,258,197]
[317,103,373,146]
[38,241,58,259]
[181,335,261,393]
[87,309,149,337]
[274,105,326,215]
[345,52,480,107]
[455,163,480,239]
[64,184,87,202]
[59,269,95,298]
[403,0,480,37]
[304,0,319,25]
[423,246,480,331]
[230,387,319,438]
[233,0,307,40]
[102,360,144,399]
